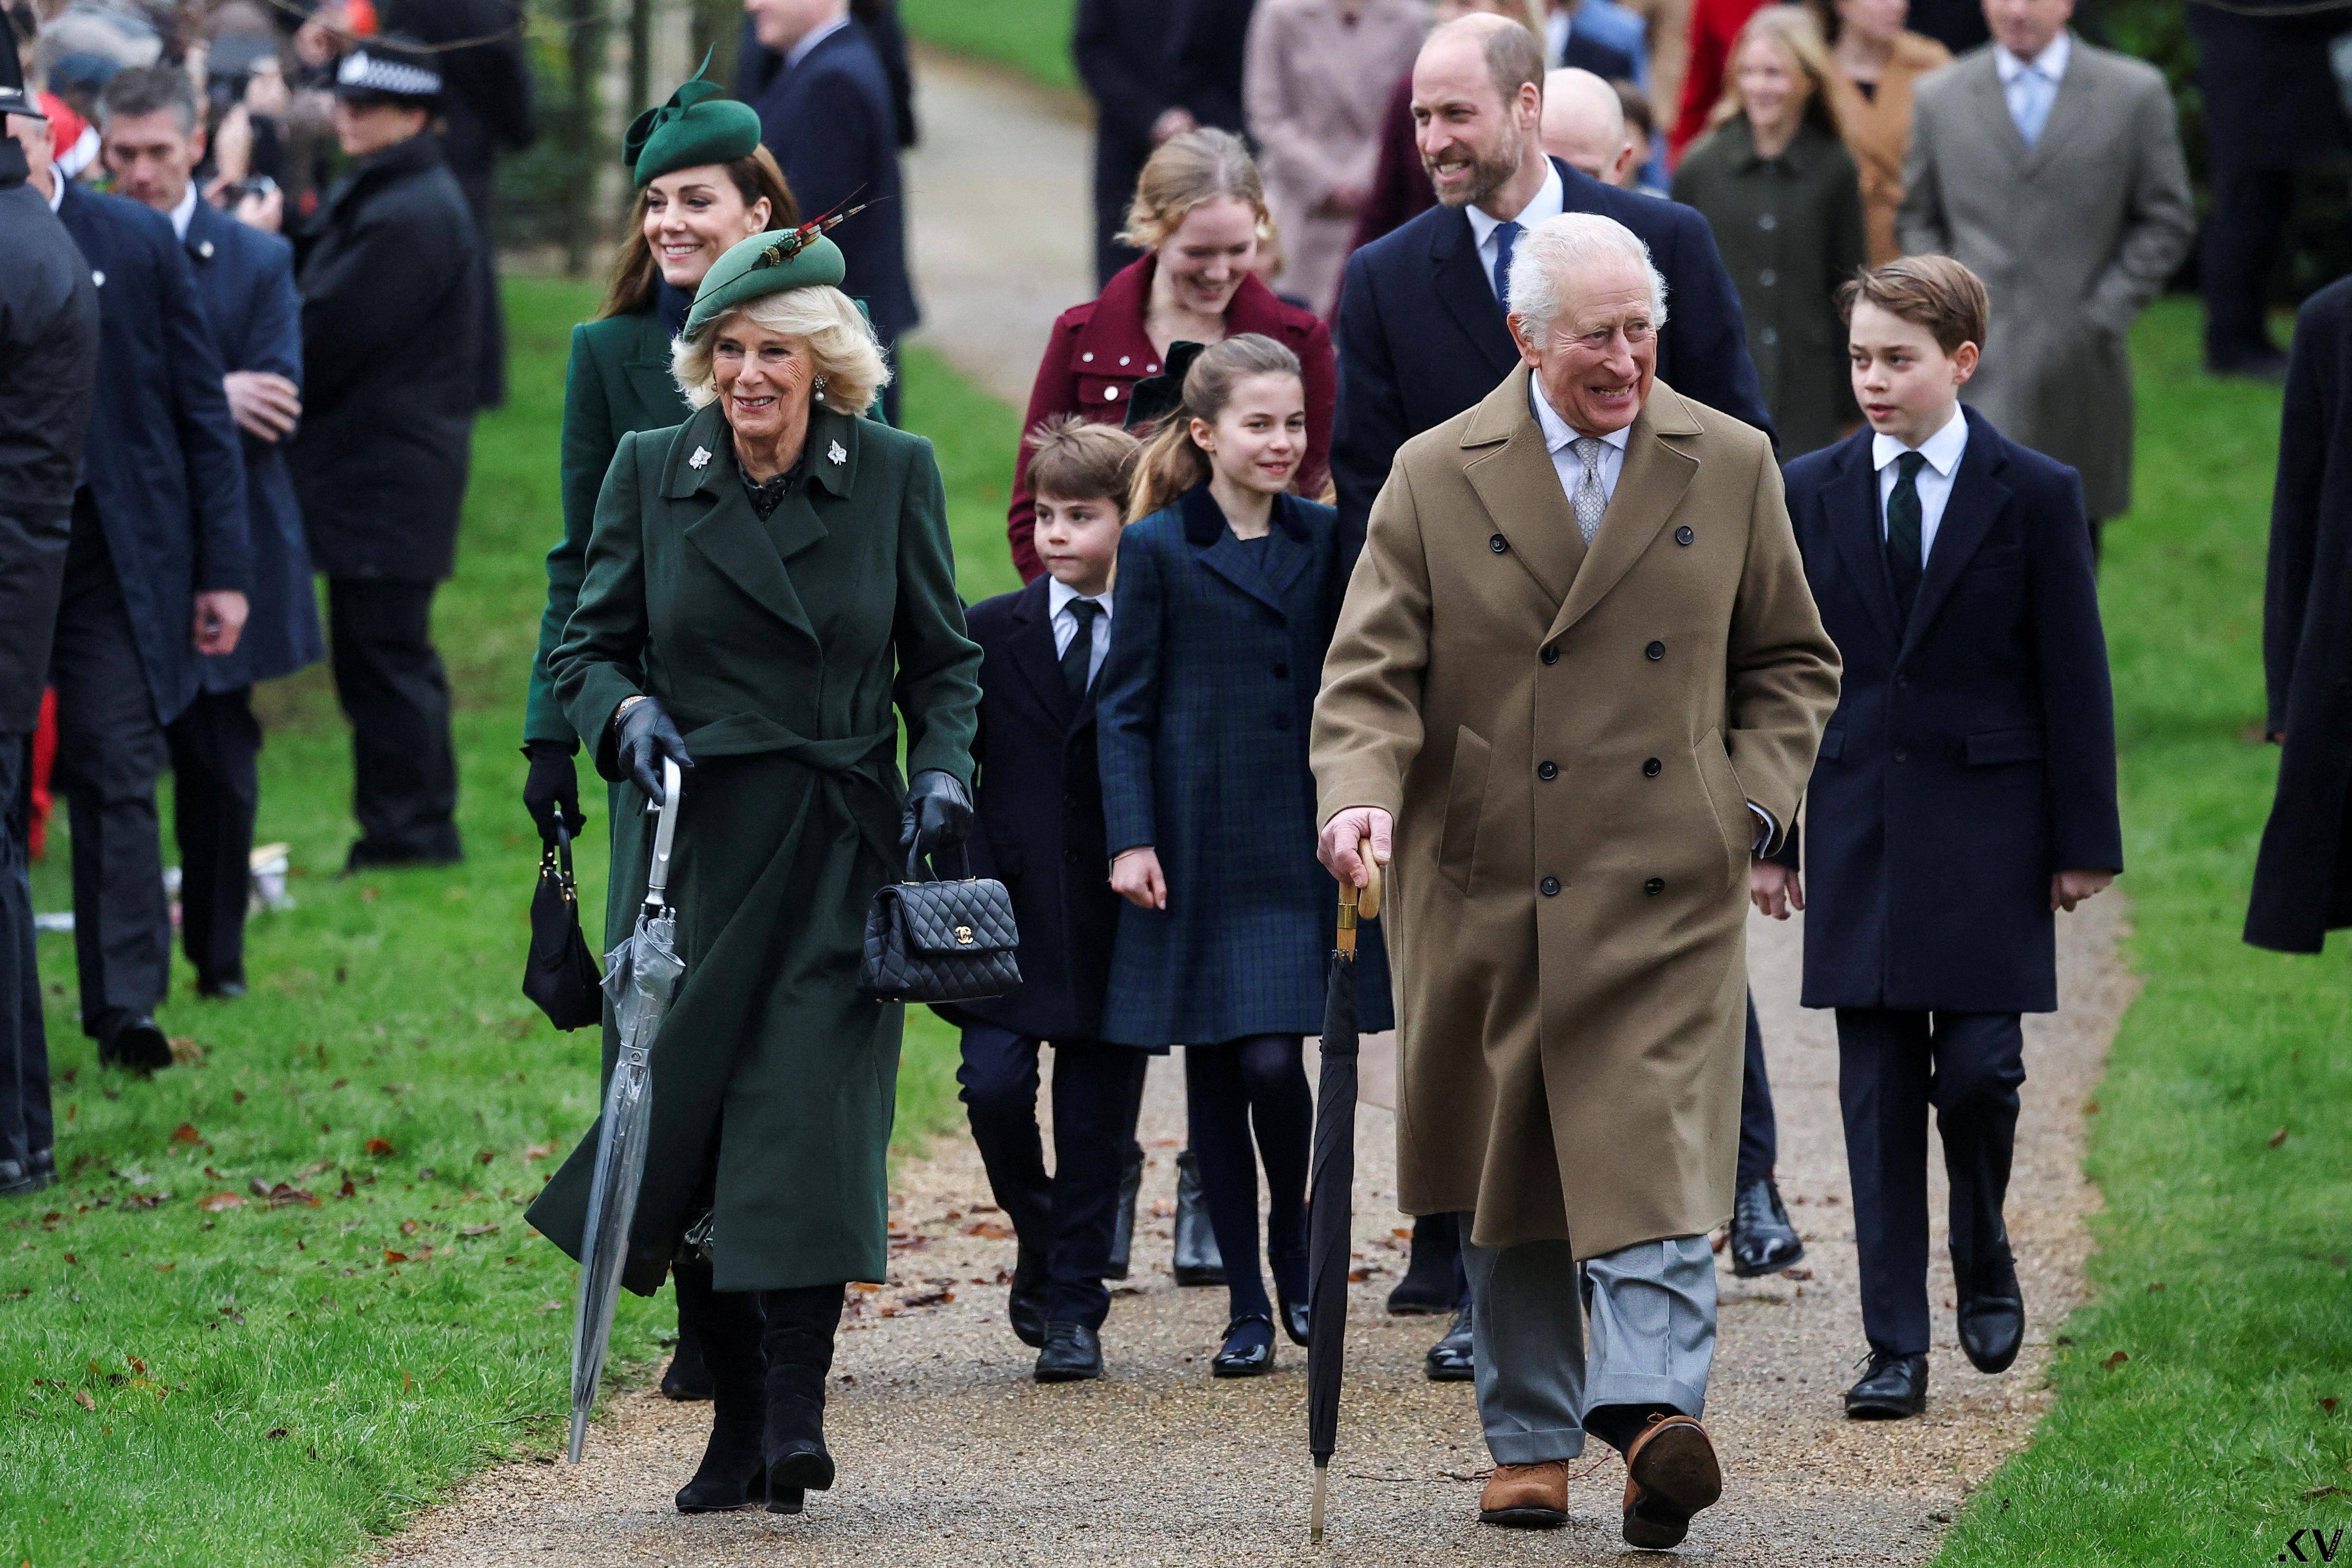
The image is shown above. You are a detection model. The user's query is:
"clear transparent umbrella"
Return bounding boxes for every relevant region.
[567,758,685,1463]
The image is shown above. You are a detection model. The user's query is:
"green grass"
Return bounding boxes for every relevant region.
[2,280,1023,1567]
[899,0,1078,90]
[1936,302,2352,1565]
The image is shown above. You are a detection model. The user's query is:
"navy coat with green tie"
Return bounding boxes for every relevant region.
[1095,487,1392,1045]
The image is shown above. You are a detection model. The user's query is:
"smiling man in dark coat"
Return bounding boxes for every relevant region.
[289,39,484,869]
[2247,278,2352,954]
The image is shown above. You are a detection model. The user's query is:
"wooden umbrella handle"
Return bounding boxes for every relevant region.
[1359,852,1383,922]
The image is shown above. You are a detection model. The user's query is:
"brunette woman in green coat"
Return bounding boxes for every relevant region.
[533,232,981,1519]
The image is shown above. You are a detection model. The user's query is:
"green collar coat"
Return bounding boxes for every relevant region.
[527,399,980,1294]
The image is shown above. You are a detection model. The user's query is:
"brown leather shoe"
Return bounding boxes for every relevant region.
[1620,1414,1722,1549]
[1478,1460,1569,1527]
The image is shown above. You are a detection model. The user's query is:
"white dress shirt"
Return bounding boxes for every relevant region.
[1466,160,1565,303]
[1995,30,2070,142]
[1873,405,1969,563]
[785,12,851,69]
[168,182,199,242]
[1530,374,1630,506]
[1048,577,1114,690]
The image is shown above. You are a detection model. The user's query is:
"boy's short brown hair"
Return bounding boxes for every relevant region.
[1025,416,1142,507]
[1837,256,1989,355]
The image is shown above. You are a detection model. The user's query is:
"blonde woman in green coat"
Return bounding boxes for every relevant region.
[534,231,981,1519]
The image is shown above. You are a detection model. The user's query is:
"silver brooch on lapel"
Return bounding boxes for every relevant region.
[827,440,847,466]
[688,446,711,469]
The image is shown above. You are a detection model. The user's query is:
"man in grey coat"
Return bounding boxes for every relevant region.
[1897,0,2192,554]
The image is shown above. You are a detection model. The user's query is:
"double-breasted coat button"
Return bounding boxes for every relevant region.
[1119,355,1131,365]
[1643,876,1665,895]
[1642,757,1662,777]
[1893,747,1909,762]
[1489,534,1508,553]
[1541,646,1560,665]
[1758,268,1776,287]
[1081,352,1094,362]
[1537,760,1558,781]
[1540,876,1560,896]
[1675,525,1694,545]
[1758,212,1777,231]
[1760,326,1779,347]
[1645,640,1666,661]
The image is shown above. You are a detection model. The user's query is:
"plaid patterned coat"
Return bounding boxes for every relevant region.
[1097,487,1394,1045]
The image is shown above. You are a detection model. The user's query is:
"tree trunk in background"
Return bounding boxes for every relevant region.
[563,0,605,275]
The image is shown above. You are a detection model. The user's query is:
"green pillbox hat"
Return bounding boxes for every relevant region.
[625,50,762,187]
[683,229,848,341]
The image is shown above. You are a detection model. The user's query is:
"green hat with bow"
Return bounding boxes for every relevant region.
[624,49,762,187]
[682,200,873,340]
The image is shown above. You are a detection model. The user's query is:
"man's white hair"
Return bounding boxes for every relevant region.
[1506,212,1668,339]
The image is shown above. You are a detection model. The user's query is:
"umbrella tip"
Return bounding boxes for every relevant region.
[1311,1465,1328,1543]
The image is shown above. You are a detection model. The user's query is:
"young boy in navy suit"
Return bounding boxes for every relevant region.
[952,417,1153,1384]
[1766,257,2121,1421]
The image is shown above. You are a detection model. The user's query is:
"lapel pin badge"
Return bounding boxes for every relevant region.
[828,440,847,466]
[198,240,215,259]
[91,270,106,288]
[688,446,711,469]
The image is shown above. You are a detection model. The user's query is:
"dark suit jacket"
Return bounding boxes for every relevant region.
[57,181,249,728]
[1169,0,1254,132]
[2248,278,2352,952]
[739,5,919,150]
[1331,156,1773,551]
[1074,0,1181,282]
[182,198,323,692]
[953,576,1123,1041]
[1095,488,1391,1045]
[1779,410,2119,1013]
[749,21,919,341]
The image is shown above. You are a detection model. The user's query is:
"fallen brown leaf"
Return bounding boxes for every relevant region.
[475,1149,495,1164]
[899,1288,955,1309]
[961,1220,1014,1240]
[399,1219,420,1237]
[524,1142,554,1162]
[383,1249,408,1264]
[196,1191,245,1213]
[267,1426,289,1439]
[2269,1126,2290,1148]
[168,1037,202,1066]
[2322,1397,2340,1414]
[1781,1267,1813,1281]
[2102,1351,2129,1370]
[126,1355,146,1374]
[365,1138,394,1156]
[458,1223,499,1237]
[537,1299,564,1312]
[73,1389,95,1411]
[170,1124,201,1144]
[337,1176,356,1199]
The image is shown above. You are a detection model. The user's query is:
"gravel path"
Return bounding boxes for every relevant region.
[382,56,2138,1564]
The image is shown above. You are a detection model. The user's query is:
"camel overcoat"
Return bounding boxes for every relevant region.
[1310,367,1840,1257]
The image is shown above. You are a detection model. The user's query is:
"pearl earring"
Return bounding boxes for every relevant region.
[811,373,828,403]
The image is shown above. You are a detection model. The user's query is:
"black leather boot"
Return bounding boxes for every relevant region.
[672,1269,766,1512]
[758,1284,846,1514]
[1385,1213,1460,1313]
[1171,1150,1225,1286]
[1104,1142,1143,1281]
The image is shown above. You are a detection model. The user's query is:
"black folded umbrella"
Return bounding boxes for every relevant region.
[1307,853,1381,1541]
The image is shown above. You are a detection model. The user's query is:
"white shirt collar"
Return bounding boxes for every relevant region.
[168,182,199,242]
[44,168,63,213]
[1047,576,1111,620]
[1872,404,1968,477]
[1530,374,1634,455]
[1995,30,2070,86]
[1466,159,1565,249]
[786,12,851,69]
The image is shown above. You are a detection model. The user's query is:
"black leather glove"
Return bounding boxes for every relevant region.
[612,697,693,806]
[899,768,973,864]
[521,741,586,841]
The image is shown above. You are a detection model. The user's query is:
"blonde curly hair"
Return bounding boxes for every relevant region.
[670,284,892,417]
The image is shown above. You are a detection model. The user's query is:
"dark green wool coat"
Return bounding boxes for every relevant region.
[1671,118,1866,460]
[528,398,981,1295]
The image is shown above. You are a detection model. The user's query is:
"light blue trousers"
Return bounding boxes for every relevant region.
[1462,1234,1717,1464]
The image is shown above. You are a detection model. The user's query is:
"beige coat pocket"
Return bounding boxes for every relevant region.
[1439,725,1492,896]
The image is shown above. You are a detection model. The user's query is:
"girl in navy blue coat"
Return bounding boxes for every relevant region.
[1096,334,1393,1378]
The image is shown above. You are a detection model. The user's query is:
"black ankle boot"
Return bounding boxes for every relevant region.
[672,1267,767,1513]
[758,1284,846,1512]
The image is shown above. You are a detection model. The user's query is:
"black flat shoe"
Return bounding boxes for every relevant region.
[1728,1177,1805,1278]
[1008,1242,1048,1349]
[1425,1302,1474,1382]
[765,1436,835,1508]
[1957,1256,2024,1374]
[98,1016,172,1075]
[1035,1321,1104,1383]
[1844,1350,1927,1419]
[1211,1314,1275,1378]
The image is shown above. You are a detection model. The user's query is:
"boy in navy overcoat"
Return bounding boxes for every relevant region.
[952,419,1154,1384]
[1767,257,2121,1420]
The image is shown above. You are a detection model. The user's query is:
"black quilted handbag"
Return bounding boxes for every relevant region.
[858,845,1021,1004]
[523,820,604,1030]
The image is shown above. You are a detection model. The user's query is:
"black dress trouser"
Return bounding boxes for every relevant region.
[958,1026,1151,1329]
[1835,1007,2026,1357]
[50,499,171,1037]
[327,577,462,864]
[0,734,51,1171]
[2201,164,2296,367]
[165,687,261,987]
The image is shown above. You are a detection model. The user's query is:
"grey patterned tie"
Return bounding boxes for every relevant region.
[1570,436,1608,544]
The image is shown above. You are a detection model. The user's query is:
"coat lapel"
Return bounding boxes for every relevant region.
[664,404,821,646]
[1550,382,1700,643]
[1006,576,1076,726]
[1963,53,2031,169]
[2021,36,2095,178]
[1260,494,1315,602]
[1183,488,1291,618]
[1823,429,1902,653]
[1429,209,1521,385]
[1461,366,1586,607]
[1899,409,2012,662]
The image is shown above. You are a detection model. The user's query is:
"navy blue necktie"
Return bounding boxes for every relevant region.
[1062,600,1099,698]
[1492,219,1522,303]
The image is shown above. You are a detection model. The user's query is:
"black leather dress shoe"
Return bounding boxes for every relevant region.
[1279,1295,1310,1348]
[1728,1177,1805,1278]
[1035,1321,1104,1383]
[1008,1243,1048,1349]
[1957,1257,2024,1374]
[1844,1350,1928,1419]
[1425,1302,1474,1382]
[1211,1314,1275,1378]
[98,1016,172,1075]
[1171,1152,1225,1286]
[1105,1144,1143,1281]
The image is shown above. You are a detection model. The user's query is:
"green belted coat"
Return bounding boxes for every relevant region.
[527,398,980,1295]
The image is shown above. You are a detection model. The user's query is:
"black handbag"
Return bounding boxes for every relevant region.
[858,844,1021,1004]
[523,821,604,1030]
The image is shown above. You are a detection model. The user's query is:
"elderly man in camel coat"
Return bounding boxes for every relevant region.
[1312,212,1839,1548]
